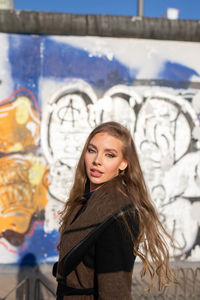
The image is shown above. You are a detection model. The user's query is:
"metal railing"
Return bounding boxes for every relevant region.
[132,267,200,299]
[0,266,199,299]
[0,277,29,300]
[34,278,56,300]
[0,276,56,300]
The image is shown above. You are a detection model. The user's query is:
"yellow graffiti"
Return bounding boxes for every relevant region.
[15,97,31,124]
[28,159,46,185]
[0,96,40,153]
[8,142,23,152]
[0,154,49,235]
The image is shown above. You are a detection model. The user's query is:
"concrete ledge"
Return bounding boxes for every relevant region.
[0,9,200,41]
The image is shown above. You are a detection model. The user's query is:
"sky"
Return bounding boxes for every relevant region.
[14,0,200,20]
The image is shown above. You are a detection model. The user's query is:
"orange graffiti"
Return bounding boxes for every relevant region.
[0,89,49,247]
[0,95,40,153]
[0,154,49,245]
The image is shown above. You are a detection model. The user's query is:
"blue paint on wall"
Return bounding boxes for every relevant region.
[8,34,139,103]
[16,223,59,264]
[8,34,200,107]
[159,61,200,82]
[43,38,137,91]
[8,34,42,106]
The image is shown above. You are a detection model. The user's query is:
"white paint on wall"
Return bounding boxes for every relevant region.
[51,36,200,80]
[187,245,200,261]
[40,80,200,261]
[40,78,97,202]
[0,239,18,264]
[0,33,14,100]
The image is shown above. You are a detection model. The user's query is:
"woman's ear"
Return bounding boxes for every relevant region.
[119,160,128,171]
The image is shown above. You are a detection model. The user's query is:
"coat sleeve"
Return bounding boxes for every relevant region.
[95,214,137,300]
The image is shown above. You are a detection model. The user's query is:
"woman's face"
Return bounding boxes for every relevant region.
[84,132,127,191]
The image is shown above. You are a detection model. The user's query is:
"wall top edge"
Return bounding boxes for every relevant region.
[0,9,199,41]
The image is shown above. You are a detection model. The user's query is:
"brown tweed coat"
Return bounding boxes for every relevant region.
[54,176,138,300]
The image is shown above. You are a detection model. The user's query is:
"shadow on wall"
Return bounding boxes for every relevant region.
[16,252,44,300]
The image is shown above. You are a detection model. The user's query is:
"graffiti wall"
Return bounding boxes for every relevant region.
[0,33,200,264]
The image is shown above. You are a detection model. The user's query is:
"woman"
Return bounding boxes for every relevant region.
[53,121,176,299]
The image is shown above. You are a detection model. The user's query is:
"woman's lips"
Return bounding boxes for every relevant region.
[90,168,103,178]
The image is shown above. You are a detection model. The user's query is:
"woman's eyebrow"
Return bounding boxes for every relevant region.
[88,143,97,149]
[104,148,118,154]
[88,143,118,154]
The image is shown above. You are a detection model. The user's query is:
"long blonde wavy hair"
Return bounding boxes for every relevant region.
[59,121,176,290]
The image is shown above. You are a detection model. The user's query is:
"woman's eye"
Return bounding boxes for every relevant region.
[106,153,115,158]
[88,148,95,153]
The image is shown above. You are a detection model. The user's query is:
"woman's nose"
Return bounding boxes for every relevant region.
[93,153,102,165]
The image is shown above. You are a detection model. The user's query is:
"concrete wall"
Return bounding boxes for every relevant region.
[0,11,200,268]
[0,10,200,41]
